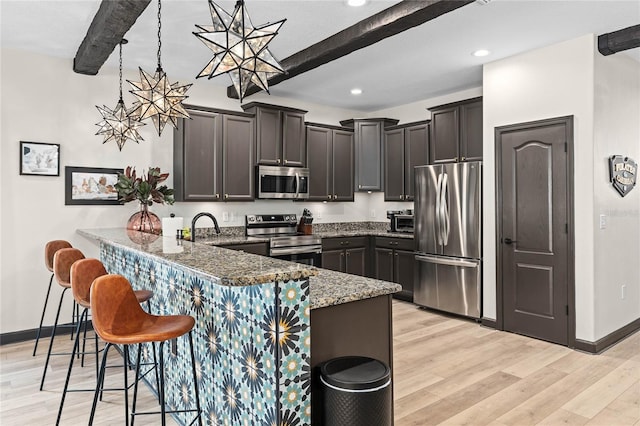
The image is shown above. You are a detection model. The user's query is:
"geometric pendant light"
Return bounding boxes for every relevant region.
[95,39,145,151]
[194,0,286,102]
[129,0,192,136]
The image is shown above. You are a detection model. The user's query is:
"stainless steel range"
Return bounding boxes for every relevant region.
[246,214,322,266]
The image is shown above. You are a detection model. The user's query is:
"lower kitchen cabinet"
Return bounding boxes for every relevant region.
[219,242,268,256]
[321,237,369,276]
[374,236,415,301]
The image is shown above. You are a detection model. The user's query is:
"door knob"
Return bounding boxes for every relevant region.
[504,238,517,245]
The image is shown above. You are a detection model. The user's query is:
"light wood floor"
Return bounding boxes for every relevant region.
[1,301,638,425]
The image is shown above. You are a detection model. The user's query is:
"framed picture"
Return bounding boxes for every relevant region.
[65,166,123,205]
[20,141,60,176]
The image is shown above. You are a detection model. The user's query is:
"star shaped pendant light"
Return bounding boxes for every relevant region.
[194,0,286,101]
[95,40,145,151]
[129,0,191,136]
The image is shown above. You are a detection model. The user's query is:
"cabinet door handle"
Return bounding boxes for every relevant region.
[283,159,288,164]
[215,193,220,199]
[334,194,337,199]
[455,157,459,162]
[328,195,332,200]
[277,158,281,164]
[358,184,362,189]
[400,195,404,200]
[395,253,398,257]
[340,253,344,257]
[224,194,229,199]
[461,156,466,161]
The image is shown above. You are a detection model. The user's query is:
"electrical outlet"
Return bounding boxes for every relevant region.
[222,212,229,222]
[316,212,322,220]
[230,212,236,222]
[370,209,376,218]
[621,284,626,300]
[599,214,607,229]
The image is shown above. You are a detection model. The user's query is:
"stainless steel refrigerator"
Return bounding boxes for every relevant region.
[414,162,482,318]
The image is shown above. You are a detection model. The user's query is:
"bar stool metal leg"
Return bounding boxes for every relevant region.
[40,287,69,390]
[33,273,54,356]
[188,331,203,426]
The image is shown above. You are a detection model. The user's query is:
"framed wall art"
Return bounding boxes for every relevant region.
[20,141,60,176]
[65,166,123,205]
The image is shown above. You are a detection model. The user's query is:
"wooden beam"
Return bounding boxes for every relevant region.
[73,0,152,75]
[228,0,474,99]
[598,24,640,56]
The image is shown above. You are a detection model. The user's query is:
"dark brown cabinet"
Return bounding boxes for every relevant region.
[306,123,354,202]
[219,242,268,256]
[242,102,307,167]
[384,121,429,201]
[429,97,482,164]
[174,106,254,202]
[374,237,415,301]
[340,118,399,192]
[321,237,369,276]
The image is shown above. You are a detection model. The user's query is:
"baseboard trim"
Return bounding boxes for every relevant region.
[574,317,640,354]
[0,322,86,346]
[481,317,497,329]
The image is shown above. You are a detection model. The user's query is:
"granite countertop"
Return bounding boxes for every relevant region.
[79,223,404,309]
[78,228,316,287]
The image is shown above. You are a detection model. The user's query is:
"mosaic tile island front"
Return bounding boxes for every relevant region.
[78,228,400,426]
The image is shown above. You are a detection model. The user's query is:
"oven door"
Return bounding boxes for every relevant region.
[257,165,309,199]
[270,245,322,267]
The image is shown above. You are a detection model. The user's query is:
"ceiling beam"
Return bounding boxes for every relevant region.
[73,0,152,75]
[227,0,474,99]
[598,24,640,56]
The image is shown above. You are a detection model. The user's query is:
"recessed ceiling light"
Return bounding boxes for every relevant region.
[347,0,367,7]
[472,49,490,57]
[350,88,362,95]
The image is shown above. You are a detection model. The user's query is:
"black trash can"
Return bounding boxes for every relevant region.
[320,356,392,426]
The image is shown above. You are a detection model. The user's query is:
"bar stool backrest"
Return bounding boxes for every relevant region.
[70,258,107,307]
[45,240,72,272]
[90,274,148,343]
[53,248,85,288]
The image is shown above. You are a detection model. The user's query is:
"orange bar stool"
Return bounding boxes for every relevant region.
[33,240,73,356]
[88,274,201,426]
[56,259,157,426]
[40,247,86,390]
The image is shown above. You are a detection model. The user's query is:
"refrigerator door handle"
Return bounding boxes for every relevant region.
[435,173,443,245]
[442,172,450,245]
[415,254,479,268]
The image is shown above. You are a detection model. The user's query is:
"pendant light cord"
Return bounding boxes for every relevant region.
[157,0,162,71]
[118,42,123,102]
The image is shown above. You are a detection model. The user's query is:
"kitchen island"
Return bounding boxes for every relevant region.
[79,228,400,426]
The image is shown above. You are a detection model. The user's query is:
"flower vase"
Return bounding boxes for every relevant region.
[127,203,162,235]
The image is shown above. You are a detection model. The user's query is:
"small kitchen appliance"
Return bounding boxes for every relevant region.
[256,165,310,199]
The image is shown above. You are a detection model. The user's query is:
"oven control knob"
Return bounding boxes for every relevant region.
[248,216,255,222]
[256,217,262,222]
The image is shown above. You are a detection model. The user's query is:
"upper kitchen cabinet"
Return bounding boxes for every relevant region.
[384,121,429,201]
[174,105,255,202]
[340,118,399,192]
[428,97,482,163]
[306,123,354,202]
[242,102,307,167]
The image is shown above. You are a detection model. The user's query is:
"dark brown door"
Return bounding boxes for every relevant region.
[460,100,483,161]
[345,247,366,276]
[430,106,459,164]
[332,130,354,201]
[173,111,222,201]
[405,123,429,200]
[282,111,306,167]
[222,115,254,201]
[255,107,281,166]
[384,128,405,201]
[374,247,394,282]
[498,117,573,345]
[306,126,332,201]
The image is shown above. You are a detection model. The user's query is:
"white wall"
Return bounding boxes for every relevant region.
[0,48,367,334]
[593,51,640,339]
[483,34,640,342]
[483,35,597,339]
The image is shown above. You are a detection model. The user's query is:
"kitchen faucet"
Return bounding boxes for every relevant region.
[191,212,220,241]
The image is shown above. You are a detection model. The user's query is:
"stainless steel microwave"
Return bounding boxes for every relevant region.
[391,214,414,233]
[257,165,310,199]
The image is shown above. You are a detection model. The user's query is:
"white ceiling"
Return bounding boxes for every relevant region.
[2,0,639,112]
